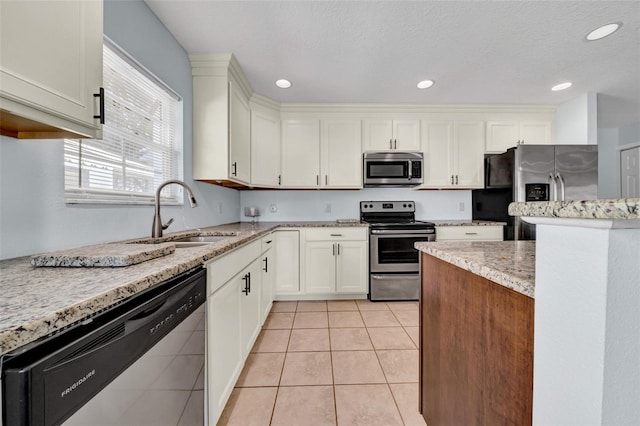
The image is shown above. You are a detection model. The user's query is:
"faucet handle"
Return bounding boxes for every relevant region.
[162,217,175,230]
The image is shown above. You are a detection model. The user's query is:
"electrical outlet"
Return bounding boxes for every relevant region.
[325,203,332,213]
[269,204,277,213]
[459,202,465,212]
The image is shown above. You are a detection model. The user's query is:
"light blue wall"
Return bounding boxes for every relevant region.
[240,188,472,222]
[0,0,240,260]
[619,123,640,146]
[597,122,640,199]
[598,127,620,199]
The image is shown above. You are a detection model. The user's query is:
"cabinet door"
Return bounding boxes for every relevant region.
[207,276,242,422]
[275,231,301,294]
[363,119,394,151]
[454,121,485,188]
[229,80,251,183]
[0,0,102,136]
[304,242,336,294]
[520,122,552,145]
[393,120,421,150]
[336,241,368,294]
[251,109,281,187]
[260,248,274,324]
[322,119,362,188]
[486,121,519,153]
[240,260,262,357]
[423,121,455,188]
[281,120,320,187]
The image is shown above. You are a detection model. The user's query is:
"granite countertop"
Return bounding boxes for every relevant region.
[431,220,507,226]
[415,241,535,298]
[0,221,367,355]
[508,198,640,220]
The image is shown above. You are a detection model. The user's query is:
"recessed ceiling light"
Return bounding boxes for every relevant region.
[551,82,573,91]
[586,23,621,41]
[275,79,292,89]
[417,80,435,89]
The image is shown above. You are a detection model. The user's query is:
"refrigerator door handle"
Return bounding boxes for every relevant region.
[556,173,566,201]
[548,173,557,201]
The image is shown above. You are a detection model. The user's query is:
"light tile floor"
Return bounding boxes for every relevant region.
[218,299,427,426]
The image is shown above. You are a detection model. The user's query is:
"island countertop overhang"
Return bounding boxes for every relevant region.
[415,241,536,298]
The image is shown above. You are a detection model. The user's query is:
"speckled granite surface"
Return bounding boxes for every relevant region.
[0,221,367,355]
[508,198,640,220]
[30,243,175,267]
[431,220,507,226]
[415,241,535,298]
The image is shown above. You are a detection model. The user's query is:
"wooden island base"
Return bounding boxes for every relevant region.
[420,254,534,425]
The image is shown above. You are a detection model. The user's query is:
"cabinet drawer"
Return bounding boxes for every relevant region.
[304,227,367,241]
[261,233,275,252]
[206,239,261,295]
[436,226,503,241]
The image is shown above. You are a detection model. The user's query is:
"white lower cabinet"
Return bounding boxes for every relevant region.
[302,228,368,296]
[274,230,301,295]
[205,239,265,424]
[260,234,275,323]
[435,225,504,241]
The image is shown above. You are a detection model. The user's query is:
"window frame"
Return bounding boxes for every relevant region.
[64,37,184,206]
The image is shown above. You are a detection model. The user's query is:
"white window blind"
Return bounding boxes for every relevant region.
[65,39,183,205]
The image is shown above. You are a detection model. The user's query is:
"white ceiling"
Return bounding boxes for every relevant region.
[145,0,640,128]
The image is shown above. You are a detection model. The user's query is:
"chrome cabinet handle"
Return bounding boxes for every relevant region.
[93,87,105,124]
[332,243,336,256]
[337,243,340,255]
[330,233,343,237]
[263,257,268,272]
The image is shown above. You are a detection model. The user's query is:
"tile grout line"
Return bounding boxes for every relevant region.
[269,301,296,426]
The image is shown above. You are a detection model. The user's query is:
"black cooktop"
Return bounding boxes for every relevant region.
[360,201,435,229]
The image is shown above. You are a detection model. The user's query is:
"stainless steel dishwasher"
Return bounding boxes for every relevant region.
[1,268,206,426]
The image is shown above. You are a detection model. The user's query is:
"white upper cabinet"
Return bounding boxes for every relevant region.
[423,121,484,189]
[281,118,362,188]
[363,119,421,151]
[281,119,321,187]
[321,119,362,188]
[486,120,552,153]
[190,54,253,185]
[0,0,103,139]
[251,105,281,187]
[229,80,251,184]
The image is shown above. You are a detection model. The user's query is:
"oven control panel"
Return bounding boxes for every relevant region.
[360,201,415,213]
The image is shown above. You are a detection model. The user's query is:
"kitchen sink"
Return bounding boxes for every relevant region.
[171,235,233,243]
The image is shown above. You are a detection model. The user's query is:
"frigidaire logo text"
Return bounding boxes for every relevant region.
[61,369,95,398]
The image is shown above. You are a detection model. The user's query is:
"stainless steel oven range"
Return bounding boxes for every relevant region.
[360,201,435,301]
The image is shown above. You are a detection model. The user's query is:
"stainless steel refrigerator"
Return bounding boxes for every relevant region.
[473,145,598,240]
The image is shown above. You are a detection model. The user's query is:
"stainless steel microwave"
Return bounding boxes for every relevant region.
[363,152,423,187]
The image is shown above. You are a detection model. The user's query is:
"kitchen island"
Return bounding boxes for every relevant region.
[509,197,639,425]
[415,240,535,426]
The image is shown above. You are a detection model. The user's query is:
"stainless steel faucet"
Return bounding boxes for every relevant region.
[152,179,198,238]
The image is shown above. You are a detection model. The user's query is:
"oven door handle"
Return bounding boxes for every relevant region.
[371,229,434,235]
[371,274,419,280]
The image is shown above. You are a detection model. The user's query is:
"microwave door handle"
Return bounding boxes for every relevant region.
[408,160,412,180]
